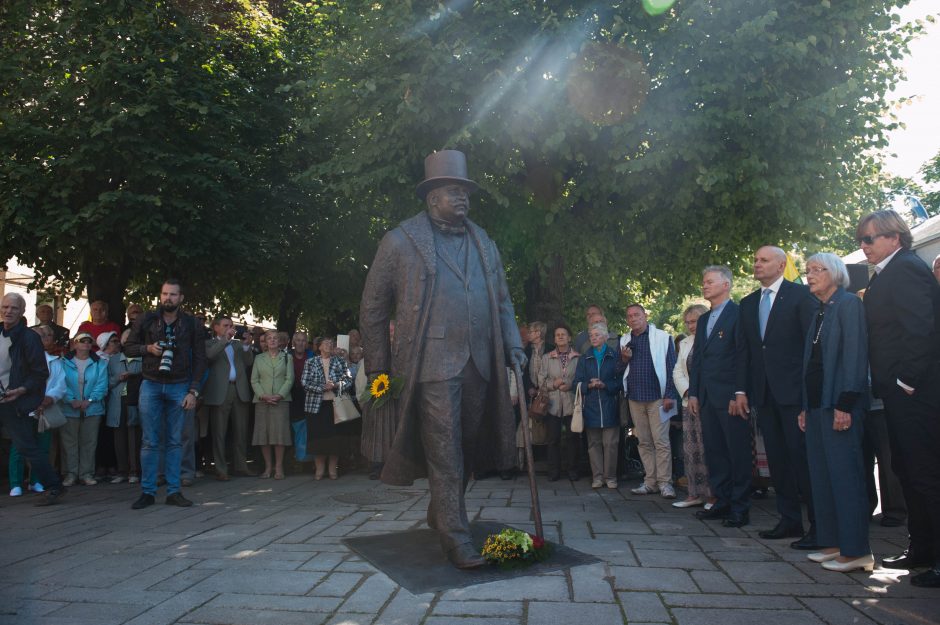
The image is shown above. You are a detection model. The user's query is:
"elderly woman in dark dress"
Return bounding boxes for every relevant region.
[799,252,873,573]
[302,337,353,480]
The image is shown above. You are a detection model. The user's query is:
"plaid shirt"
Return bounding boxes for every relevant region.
[301,356,352,414]
[626,328,678,402]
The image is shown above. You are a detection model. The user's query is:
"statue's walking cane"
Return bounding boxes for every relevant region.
[513,362,544,539]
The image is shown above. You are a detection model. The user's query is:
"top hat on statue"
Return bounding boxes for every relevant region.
[415,150,479,200]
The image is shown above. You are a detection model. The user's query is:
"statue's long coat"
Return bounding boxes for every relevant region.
[359,211,521,486]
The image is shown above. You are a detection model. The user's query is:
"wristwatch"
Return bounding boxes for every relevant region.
[188,389,200,399]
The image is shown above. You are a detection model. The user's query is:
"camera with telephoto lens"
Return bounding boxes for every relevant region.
[158,338,177,373]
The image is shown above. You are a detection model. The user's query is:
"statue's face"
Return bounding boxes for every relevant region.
[427,184,470,224]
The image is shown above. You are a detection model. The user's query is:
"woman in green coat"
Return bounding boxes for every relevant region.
[251,331,294,479]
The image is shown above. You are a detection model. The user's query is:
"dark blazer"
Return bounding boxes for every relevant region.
[4,319,49,413]
[863,249,940,396]
[736,279,814,406]
[689,300,741,408]
[800,288,869,411]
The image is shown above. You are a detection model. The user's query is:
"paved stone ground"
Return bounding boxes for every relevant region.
[1,470,937,625]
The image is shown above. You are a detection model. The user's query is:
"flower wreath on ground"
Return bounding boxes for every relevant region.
[481,528,551,569]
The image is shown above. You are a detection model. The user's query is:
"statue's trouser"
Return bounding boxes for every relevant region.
[417,361,487,554]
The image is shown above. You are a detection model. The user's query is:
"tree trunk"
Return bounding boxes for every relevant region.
[275,284,301,339]
[522,253,566,331]
[83,257,132,326]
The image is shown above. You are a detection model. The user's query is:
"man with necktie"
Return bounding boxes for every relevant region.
[735,246,817,548]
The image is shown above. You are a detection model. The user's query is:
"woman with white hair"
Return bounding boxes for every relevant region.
[799,252,873,572]
[572,322,623,489]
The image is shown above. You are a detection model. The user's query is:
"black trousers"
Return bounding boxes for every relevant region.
[701,399,752,518]
[544,414,579,477]
[755,398,814,529]
[0,403,61,490]
[883,384,940,565]
[416,361,487,553]
[862,408,907,522]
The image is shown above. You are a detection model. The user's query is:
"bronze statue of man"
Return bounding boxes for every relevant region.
[360,150,526,569]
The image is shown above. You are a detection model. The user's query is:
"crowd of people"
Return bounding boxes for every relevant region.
[1,209,938,587]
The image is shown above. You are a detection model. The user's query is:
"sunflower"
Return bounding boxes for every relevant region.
[370,373,391,399]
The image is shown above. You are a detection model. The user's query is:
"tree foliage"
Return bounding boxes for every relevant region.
[0,0,925,332]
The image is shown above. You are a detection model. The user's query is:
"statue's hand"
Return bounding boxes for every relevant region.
[510,348,527,371]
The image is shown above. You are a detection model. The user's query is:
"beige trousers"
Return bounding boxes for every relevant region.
[629,399,673,489]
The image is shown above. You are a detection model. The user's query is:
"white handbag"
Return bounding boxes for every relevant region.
[570,383,584,433]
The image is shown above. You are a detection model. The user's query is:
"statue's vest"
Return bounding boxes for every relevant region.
[417,231,493,383]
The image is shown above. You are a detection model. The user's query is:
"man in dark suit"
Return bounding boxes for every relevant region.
[360,150,526,569]
[735,246,818,548]
[858,210,940,588]
[688,266,750,527]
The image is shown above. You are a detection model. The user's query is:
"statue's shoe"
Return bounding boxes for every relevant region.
[447,543,486,569]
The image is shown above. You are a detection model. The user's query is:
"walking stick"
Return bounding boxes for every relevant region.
[513,362,544,539]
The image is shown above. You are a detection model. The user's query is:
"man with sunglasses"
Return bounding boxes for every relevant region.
[0,293,64,505]
[858,210,940,587]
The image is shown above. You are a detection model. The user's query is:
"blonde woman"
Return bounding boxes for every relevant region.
[672,304,714,508]
[251,331,294,479]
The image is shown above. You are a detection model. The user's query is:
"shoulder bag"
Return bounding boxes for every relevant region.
[570,383,584,433]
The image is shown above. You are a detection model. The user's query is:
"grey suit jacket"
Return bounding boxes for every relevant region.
[203,337,252,405]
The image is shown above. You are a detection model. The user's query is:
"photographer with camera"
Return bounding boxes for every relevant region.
[124,279,207,509]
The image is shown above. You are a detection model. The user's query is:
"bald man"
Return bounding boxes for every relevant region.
[735,246,817,548]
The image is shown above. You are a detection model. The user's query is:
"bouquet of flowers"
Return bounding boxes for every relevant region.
[358,373,404,409]
[480,528,550,569]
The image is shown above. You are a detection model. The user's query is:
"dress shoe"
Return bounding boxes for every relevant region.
[696,506,730,520]
[821,554,875,573]
[215,473,231,482]
[808,551,841,563]
[165,492,193,507]
[790,530,820,550]
[910,567,940,587]
[722,513,749,528]
[447,543,487,569]
[132,494,155,510]
[882,549,932,570]
[34,487,66,507]
[759,522,803,540]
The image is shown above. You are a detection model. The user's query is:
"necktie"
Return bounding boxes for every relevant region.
[758,288,772,340]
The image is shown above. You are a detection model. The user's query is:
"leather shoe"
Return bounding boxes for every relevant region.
[882,549,932,570]
[165,492,193,507]
[215,473,231,482]
[759,522,803,540]
[821,554,874,573]
[790,530,820,550]
[722,513,749,528]
[696,506,730,520]
[910,567,940,587]
[132,494,155,510]
[447,543,487,569]
[34,487,66,507]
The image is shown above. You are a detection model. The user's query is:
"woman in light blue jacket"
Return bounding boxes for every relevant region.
[60,332,109,486]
